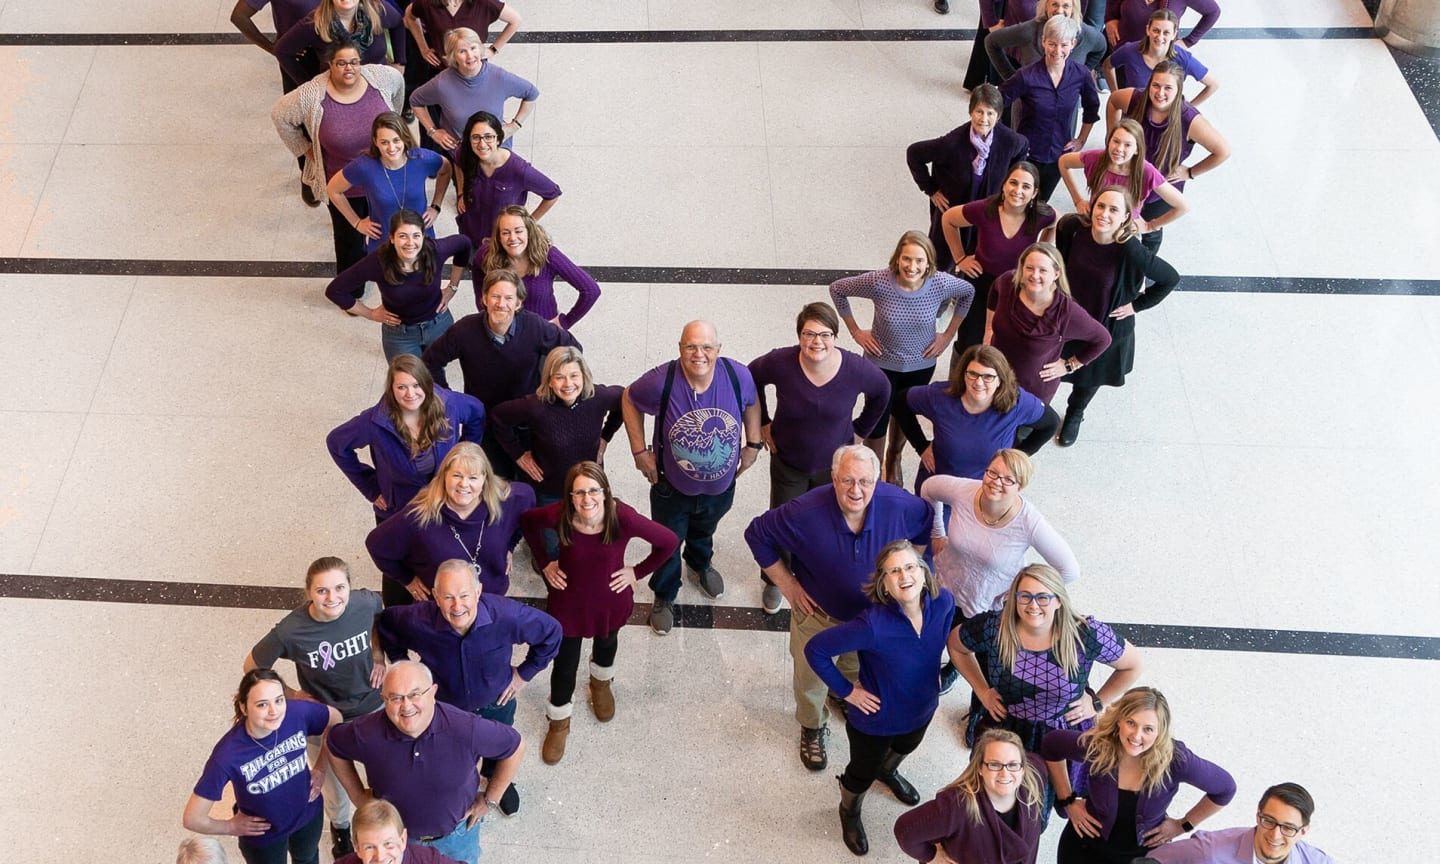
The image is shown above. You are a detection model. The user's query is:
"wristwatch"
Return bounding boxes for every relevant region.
[745,441,764,451]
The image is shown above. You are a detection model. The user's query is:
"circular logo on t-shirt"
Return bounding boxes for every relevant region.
[667,408,739,482]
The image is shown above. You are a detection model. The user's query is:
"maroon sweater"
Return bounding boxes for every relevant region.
[987,276,1111,403]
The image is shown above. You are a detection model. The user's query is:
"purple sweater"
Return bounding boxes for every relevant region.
[748,347,891,475]
[987,276,1112,403]
[893,756,1047,864]
[457,152,562,247]
[364,482,536,595]
[325,234,473,323]
[410,61,539,139]
[476,240,602,328]
[422,310,581,409]
[1041,730,1237,845]
[1107,0,1222,45]
[490,385,625,497]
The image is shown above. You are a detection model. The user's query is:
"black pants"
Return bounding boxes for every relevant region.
[1056,820,1146,864]
[1014,403,1061,454]
[327,197,370,279]
[549,629,621,706]
[952,272,996,364]
[1139,197,1171,254]
[1065,384,1101,418]
[963,26,1001,90]
[1035,160,1063,203]
[877,366,936,453]
[840,720,931,794]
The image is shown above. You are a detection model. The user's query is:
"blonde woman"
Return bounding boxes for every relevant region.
[893,729,1046,863]
[477,206,601,328]
[1042,687,1237,863]
[364,442,535,603]
[410,27,537,151]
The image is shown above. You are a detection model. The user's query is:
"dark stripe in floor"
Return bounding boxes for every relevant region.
[3,572,1433,661]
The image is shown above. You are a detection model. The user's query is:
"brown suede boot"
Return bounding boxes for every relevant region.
[542,703,572,765]
[589,660,616,722]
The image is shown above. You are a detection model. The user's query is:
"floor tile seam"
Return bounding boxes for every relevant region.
[754,42,781,268]
[52,43,97,148]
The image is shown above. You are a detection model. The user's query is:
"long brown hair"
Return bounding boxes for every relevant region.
[1142,9,1181,60]
[1128,61,1188,174]
[232,668,286,725]
[367,111,417,158]
[946,344,1019,412]
[378,209,437,286]
[557,462,619,546]
[382,354,453,456]
[983,161,1055,236]
[481,206,552,276]
[1086,119,1149,208]
[409,442,511,527]
[1078,185,1141,244]
[944,729,1045,824]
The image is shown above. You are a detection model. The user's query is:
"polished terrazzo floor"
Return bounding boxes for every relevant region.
[0,1,1436,861]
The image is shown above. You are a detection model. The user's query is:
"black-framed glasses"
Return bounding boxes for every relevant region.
[964,370,999,384]
[800,330,835,341]
[331,58,362,68]
[470,133,499,144]
[981,760,1023,772]
[983,469,1017,488]
[1257,814,1303,837]
[1015,591,1057,607]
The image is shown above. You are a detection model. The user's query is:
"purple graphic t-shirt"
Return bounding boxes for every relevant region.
[627,359,757,497]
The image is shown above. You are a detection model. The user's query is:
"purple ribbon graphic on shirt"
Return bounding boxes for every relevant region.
[316,641,336,670]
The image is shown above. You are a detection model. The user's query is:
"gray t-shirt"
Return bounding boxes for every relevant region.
[251,588,385,719]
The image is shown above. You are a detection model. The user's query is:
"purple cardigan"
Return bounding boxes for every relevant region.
[476,239,601,328]
[893,754,1047,863]
[326,386,487,520]
[1040,730,1237,845]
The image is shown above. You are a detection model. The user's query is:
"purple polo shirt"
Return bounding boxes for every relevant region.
[337,845,460,864]
[327,702,521,839]
[377,596,561,712]
[999,59,1101,163]
[627,359,758,497]
[744,483,933,621]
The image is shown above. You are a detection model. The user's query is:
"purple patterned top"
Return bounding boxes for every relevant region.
[829,269,975,373]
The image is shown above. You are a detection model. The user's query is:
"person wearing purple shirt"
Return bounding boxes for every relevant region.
[184,669,342,864]
[1105,0,1221,48]
[455,111,561,251]
[1144,782,1339,864]
[745,446,931,772]
[806,541,957,856]
[998,15,1100,202]
[326,217,471,360]
[412,29,537,151]
[328,113,451,255]
[1044,687,1236,864]
[327,661,525,864]
[1105,8,1216,102]
[403,0,518,127]
[327,353,488,533]
[748,302,891,614]
[334,798,465,864]
[422,269,581,479]
[274,0,405,84]
[377,560,559,816]
[476,206,602,328]
[622,320,762,634]
[365,442,535,601]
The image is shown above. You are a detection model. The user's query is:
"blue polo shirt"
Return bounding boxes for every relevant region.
[805,588,957,736]
[377,597,561,712]
[327,702,521,839]
[744,482,933,622]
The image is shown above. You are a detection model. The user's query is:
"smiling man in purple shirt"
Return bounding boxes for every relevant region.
[1143,782,1338,864]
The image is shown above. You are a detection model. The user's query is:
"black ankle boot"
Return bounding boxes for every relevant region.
[876,749,920,805]
[1058,411,1084,447]
[838,779,869,855]
[330,823,353,858]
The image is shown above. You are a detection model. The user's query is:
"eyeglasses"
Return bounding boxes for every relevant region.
[470,133,499,144]
[680,343,719,354]
[1257,814,1303,838]
[332,59,362,68]
[836,477,875,489]
[570,487,604,499]
[883,561,922,578]
[382,684,435,706]
[981,761,1024,772]
[983,469,1018,488]
[964,370,999,384]
[800,330,836,342]
[1015,591,1057,607]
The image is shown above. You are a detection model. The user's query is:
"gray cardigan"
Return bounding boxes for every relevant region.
[271,64,405,200]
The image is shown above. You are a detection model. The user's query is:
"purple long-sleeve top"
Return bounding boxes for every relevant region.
[1041,730,1237,845]
[999,60,1101,163]
[476,240,601,328]
[325,234,472,323]
[748,346,891,475]
[490,385,624,497]
[744,483,933,622]
[1107,0,1222,45]
[987,274,1112,403]
[893,755,1047,864]
[326,385,487,519]
[410,61,538,140]
[274,4,405,83]
[422,310,582,409]
[376,594,560,711]
[364,482,536,595]
[457,153,561,247]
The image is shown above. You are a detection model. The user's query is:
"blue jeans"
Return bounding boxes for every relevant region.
[473,699,517,780]
[647,478,736,604]
[237,809,323,864]
[534,492,561,561]
[380,309,454,362]
[417,816,482,864]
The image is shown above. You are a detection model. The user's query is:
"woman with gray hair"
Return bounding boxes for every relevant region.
[409,26,538,153]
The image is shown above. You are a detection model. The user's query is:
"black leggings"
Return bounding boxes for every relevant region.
[549,629,621,706]
[1065,384,1101,418]
[1140,197,1172,254]
[875,367,936,450]
[841,720,931,793]
[1014,403,1061,454]
[1035,160,1063,203]
[1056,821,1146,864]
[327,196,370,279]
[952,272,996,362]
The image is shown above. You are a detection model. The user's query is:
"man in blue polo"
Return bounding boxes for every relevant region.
[327,660,524,864]
[376,560,560,817]
[744,444,932,772]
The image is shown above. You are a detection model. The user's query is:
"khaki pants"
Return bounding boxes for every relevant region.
[790,607,859,729]
[308,735,354,828]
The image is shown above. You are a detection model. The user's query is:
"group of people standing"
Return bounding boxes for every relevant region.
[174,2,1334,864]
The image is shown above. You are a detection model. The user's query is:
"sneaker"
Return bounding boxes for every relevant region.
[799,726,829,771]
[498,782,520,816]
[649,602,674,635]
[330,824,353,858]
[939,662,960,695]
[689,564,724,599]
[761,582,784,615]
